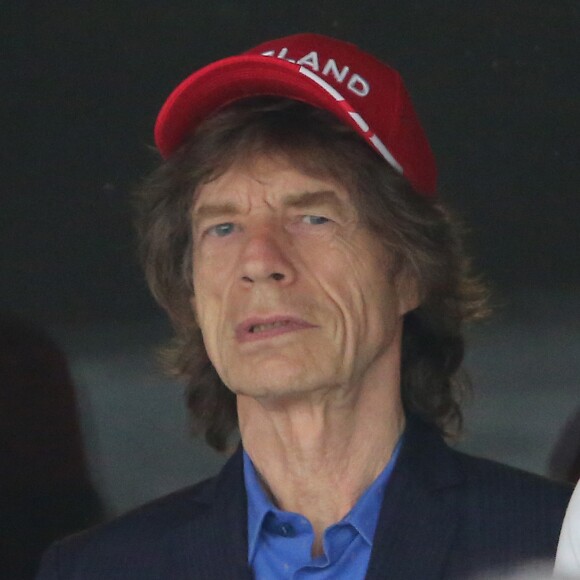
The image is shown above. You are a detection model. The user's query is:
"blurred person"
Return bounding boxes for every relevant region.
[0,314,103,579]
[555,481,580,577]
[37,34,571,579]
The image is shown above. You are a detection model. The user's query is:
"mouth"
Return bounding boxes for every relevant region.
[236,316,316,343]
[250,320,290,333]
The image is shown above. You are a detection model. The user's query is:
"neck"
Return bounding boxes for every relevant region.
[238,368,405,556]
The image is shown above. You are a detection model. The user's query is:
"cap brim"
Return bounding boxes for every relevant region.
[154,54,371,158]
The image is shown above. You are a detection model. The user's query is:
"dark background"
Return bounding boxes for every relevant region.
[2,1,579,324]
[1,2,579,517]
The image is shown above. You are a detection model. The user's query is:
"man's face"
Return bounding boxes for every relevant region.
[191,154,417,402]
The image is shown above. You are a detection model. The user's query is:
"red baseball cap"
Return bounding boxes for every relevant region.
[155,33,437,196]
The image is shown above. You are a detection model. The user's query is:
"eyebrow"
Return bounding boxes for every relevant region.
[192,201,240,222]
[192,189,348,224]
[283,190,344,212]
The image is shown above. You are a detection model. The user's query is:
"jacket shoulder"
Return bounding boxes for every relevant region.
[453,448,572,503]
[395,417,573,576]
[448,448,573,560]
[36,476,218,579]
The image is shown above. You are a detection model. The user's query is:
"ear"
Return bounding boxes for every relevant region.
[396,268,421,316]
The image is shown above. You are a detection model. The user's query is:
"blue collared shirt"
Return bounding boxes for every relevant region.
[244,438,402,579]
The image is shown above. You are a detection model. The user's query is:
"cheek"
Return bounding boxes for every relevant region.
[194,288,223,332]
[192,267,222,347]
[193,297,227,377]
[315,236,382,311]
[326,245,398,337]
[193,245,229,305]
[193,257,241,353]
[303,250,371,352]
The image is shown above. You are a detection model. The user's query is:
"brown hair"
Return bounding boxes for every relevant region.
[134,97,489,451]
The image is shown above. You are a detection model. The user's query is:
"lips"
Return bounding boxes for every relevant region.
[235,316,316,343]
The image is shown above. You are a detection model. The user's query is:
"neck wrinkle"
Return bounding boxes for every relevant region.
[239,389,405,543]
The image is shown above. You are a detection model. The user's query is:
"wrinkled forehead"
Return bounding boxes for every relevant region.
[193,144,359,207]
[192,150,358,217]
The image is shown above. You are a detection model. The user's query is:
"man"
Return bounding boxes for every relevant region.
[37,33,571,579]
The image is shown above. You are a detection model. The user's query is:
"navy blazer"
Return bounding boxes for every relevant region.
[37,417,572,579]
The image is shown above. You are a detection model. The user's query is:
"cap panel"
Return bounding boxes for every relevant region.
[154,33,437,196]
[155,56,369,157]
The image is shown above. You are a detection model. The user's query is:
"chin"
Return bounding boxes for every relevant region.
[226,365,321,400]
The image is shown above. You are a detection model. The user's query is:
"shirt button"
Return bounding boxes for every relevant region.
[279,523,295,537]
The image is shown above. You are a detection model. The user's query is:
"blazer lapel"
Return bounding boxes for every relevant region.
[365,418,464,580]
[171,447,254,580]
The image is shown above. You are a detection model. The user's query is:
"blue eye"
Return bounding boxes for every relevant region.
[208,223,235,237]
[302,215,330,225]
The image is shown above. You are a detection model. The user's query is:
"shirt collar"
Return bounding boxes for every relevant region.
[243,436,403,559]
[343,437,402,544]
[243,450,275,563]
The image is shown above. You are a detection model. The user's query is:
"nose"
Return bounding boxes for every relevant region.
[239,227,296,286]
